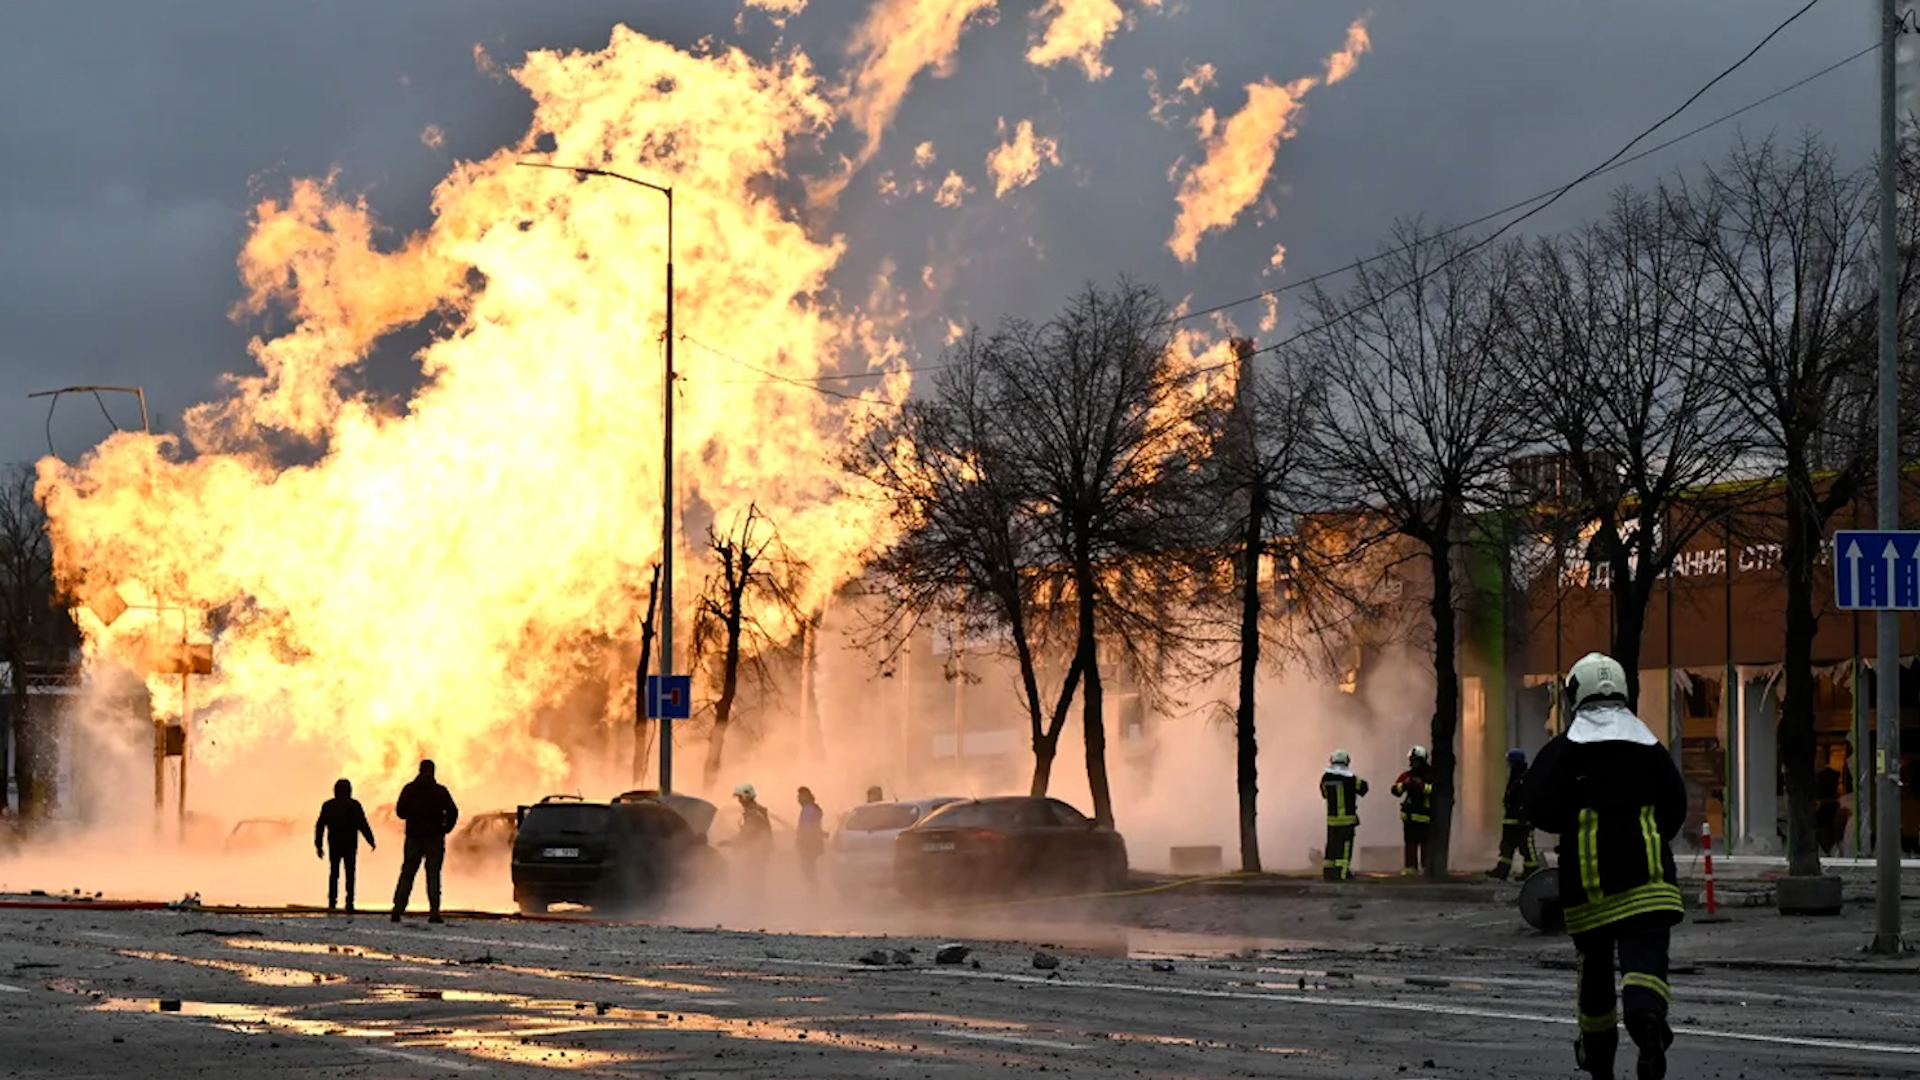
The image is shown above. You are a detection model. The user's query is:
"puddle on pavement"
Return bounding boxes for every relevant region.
[227,939,717,995]
[68,975,986,1069]
[115,949,347,987]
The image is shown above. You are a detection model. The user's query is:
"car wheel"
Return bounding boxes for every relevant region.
[515,892,547,916]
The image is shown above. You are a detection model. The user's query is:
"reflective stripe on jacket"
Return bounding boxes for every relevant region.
[1320,770,1368,827]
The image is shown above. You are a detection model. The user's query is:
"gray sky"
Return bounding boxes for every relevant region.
[0,0,1880,466]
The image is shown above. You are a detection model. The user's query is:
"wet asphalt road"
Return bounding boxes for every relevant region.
[2,903,1919,1079]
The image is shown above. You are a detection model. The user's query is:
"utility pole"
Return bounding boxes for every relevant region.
[1872,0,1907,956]
[518,160,677,793]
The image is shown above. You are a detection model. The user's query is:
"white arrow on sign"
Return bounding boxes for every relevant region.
[1847,539,1864,605]
[1889,541,1904,608]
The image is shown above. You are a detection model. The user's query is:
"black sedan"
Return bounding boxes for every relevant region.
[893,796,1128,901]
[511,792,721,914]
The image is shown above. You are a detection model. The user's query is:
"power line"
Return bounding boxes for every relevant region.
[1187,0,1845,374]
[677,333,905,403]
[1175,29,1873,327]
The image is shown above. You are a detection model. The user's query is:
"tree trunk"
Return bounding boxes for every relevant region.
[702,611,744,793]
[1427,533,1459,879]
[1235,483,1267,873]
[1778,482,1823,876]
[632,565,660,786]
[1075,557,1113,827]
[1027,648,1086,796]
[1609,550,1649,712]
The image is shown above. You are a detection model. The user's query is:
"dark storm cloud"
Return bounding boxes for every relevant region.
[0,0,1880,466]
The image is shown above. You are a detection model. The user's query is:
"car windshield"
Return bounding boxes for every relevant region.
[520,804,609,836]
[916,801,1022,829]
[842,804,922,832]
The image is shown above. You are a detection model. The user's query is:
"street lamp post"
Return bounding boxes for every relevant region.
[519,161,677,793]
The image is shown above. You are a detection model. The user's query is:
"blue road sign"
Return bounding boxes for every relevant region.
[646,674,693,720]
[1835,530,1920,610]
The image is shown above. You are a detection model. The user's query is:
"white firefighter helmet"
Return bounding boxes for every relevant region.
[733,783,756,800]
[1410,745,1428,761]
[1330,749,1351,767]
[1567,652,1629,710]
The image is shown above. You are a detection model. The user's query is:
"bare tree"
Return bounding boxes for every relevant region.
[1298,221,1525,877]
[856,281,1212,825]
[1679,138,1897,875]
[690,506,807,792]
[1201,338,1322,872]
[1502,186,1752,706]
[987,281,1214,827]
[0,464,72,820]
[852,339,1087,798]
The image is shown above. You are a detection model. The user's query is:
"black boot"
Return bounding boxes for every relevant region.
[1576,1029,1618,1080]
[1624,1010,1671,1080]
[1485,862,1510,881]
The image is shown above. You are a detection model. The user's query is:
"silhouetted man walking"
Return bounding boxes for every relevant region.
[315,778,376,913]
[391,760,459,924]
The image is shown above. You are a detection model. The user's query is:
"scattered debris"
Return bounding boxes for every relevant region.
[1032,951,1061,971]
[595,1002,611,1015]
[458,953,499,966]
[855,949,891,966]
[1150,961,1175,973]
[971,959,982,970]
[935,944,970,965]
[158,1000,182,1013]
[177,928,263,938]
[12,962,55,971]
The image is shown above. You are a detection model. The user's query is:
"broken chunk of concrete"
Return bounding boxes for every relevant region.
[935,944,970,965]
[1031,951,1061,971]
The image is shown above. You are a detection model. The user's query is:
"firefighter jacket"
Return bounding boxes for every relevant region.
[1501,765,1528,827]
[1391,764,1432,824]
[1320,768,1369,827]
[1522,702,1686,936]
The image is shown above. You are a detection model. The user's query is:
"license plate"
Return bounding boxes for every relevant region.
[541,847,580,859]
[920,842,956,852]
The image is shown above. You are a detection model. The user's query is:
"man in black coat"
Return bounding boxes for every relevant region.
[1525,652,1686,1080]
[314,778,376,913]
[390,759,459,924]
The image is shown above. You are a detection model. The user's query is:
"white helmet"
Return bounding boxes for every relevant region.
[1409,745,1428,761]
[733,783,756,799]
[1567,652,1628,710]
[1330,749,1350,767]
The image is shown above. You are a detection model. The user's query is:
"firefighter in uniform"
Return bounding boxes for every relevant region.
[1319,750,1368,881]
[1390,746,1432,875]
[1487,748,1542,880]
[1524,652,1684,1080]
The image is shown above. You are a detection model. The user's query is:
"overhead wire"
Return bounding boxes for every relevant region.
[1173,21,1873,327]
[1185,0,1839,373]
[685,1,1854,399]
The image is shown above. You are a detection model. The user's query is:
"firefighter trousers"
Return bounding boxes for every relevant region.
[1322,824,1355,881]
[1489,822,1540,878]
[1401,819,1428,873]
[1571,912,1673,1076]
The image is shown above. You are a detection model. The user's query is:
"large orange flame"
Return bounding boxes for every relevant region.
[37,27,902,802]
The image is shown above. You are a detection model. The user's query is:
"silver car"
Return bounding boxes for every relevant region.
[829,797,964,895]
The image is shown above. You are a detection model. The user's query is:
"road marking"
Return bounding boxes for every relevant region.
[364,928,568,952]
[0,983,26,993]
[359,1046,483,1071]
[923,969,1920,1058]
[934,1030,1085,1050]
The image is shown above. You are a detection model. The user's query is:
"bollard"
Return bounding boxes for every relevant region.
[1694,821,1729,923]
[1702,821,1717,915]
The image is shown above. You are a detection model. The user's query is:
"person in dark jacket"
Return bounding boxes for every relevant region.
[315,778,376,913]
[1486,749,1542,880]
[1390,746,1432,875]
[795,786,826,889]
[1320,749,1369,882]
[1524,652,1685,1080]
[390,760,459,924]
